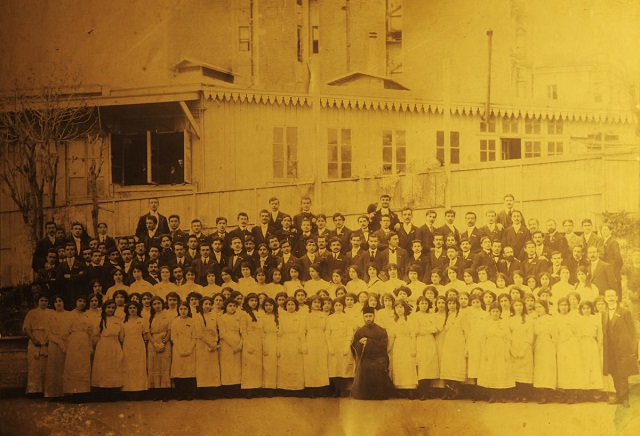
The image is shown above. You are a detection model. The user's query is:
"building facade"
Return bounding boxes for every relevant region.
[0,0,638,285]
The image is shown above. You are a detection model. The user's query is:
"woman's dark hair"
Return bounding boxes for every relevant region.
[578,300,595,315]
[536,299,550,314]
[87,292,103,307]
[557,297,570,313]
[393,299,412,321]
[200,296,214,326]
[468,294,485,310]
[381,292,396,306]
[242,293,259,322]
[113,289,129,303]
[223,298,238,313]
[148,296,165,328]
[308,295,322,311]
[178,301,193,317]
[575,266,592,288]
[332,269,345,284]
[422,285,438,299]
[268,267,281,283]
[129,292,142,302]
[124,301,142,322]
[100,299,116,334]
[415,296,432,312]
[510,299,527,324]
[89,279,103,290]
[282,297,299,311]
[50,293,65,309]
[334,285,347,298]
[263,297,279,326]
[510,286,525,300]
[188,291,203,303]
[367,292,381,310]
[444,297,460,326]
[488,301,502,314]
[348,264,362,279]
[274,291,288,304]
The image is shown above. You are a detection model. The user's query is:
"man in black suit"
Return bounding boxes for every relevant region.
[184,235,200,264]
[521,241,550,279]
[438,209,461,247]
[275,215,299,253]
[544,219,569,260]
[188,219,208,246]
[395,208,418,254]
[345,233,365,269]
[358,234,386,274]
[191,243,214,286]
[330,213,352,255]
[120,247,135,285]
[496,193,515,229]
[462,211,484,254]
[471,236,496,279]
[56,243,87,310]
[252,209,275,246]
[67,222,91,260]
[139,216,162,249]
[479,210,503,245]
[228,236,252,281]
[172,242,191,269]
[167,214,188,245]
[458,238,474,272]
[601,223,623,292]
[33,221,63,272]
[587,245,619,299]
[372,215,393,251]
[212,216,233,256]
[278,239,301,282]
[602,289,639,407]
[86,250,112,288]
[268,197,287,231]
[229,212,252,244]
[417,209,438,251]
[36,249,59,295]
[369,194,400,233]
[408,240,430,281]
[210,236,227,285]
[497,245,522,284]
[566,245,589,284]
[299,237,323,281]
[159,235,177,266]
[382,232,408,277]
[427,232,447,278]
[135,198,169,237]
[145,260,160,285]
[293,196,317,232]
[96,222,117,251]
[325,237,347,280]
[293,217,315,258]
[501,210,530,261]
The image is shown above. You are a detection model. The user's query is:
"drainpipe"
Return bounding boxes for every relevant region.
[485,29,493,121]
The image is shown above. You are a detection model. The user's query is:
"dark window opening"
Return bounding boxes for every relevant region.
[501,138,522,160]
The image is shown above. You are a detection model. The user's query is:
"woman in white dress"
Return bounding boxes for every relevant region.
[218,298,243,397]
[478,302,515,402]
[439,297,467,399]
[303,296,330,397]
[578,301,604,401]
[412,296,439,400]
[240,293,264,397]
[170,302,197,400]
[122,301,150,398]
[195,296,221,398]
[326,297,355,397]
[277,297,305,395]
[261,298,279,397]
[388,299,418,398]
[509,299,534,402]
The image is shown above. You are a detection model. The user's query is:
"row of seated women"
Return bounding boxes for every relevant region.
[22,280,612,403]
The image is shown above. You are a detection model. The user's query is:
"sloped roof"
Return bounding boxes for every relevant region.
[172,58,236,84]
[326,71,410,91]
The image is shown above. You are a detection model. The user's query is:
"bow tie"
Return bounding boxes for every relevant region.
[389,249,396,254]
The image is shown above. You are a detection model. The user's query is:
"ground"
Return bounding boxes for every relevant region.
[1,386,639,436]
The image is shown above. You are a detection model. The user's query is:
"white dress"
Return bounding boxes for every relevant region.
[326,313,355,378]
[478,319,515,389]
[412,311,439,380]
[303,311,330,387]
[389,317,418,389]
[277,311,305,390]
[240,311,264,389]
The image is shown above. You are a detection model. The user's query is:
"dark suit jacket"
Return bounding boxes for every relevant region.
[66,235,91,259]
[381,247,408,277]
[501,226,531,260]
[136,213,169,239]
[372,229,392,251]
[168,229,188,245]
[566,257,589,284]
[397,224,419,253]
[602,306,639,378]
[417,224,437,250]
[293,232,315,258]
[344,249,365,269]
[581,233,605,258]
[589,260,619,295]
[459,252,474,272]
[471,250,498,280]
[32,236,64,271]
[521,257,550,280]
[325,252,347,281]
[56,258,87,306]
[479,225,503,244]
[210,252,228,285]
[427,249,448,280]
[191,257,215,286]
[269,211,288,231]
[461,227,485,253]
[358,249,386,275]
[350,229,372,252]
[497,258,522,283]
[299,253,325,281]
[293,212,317,232]
[603,237,623,276]
[496,209,513,229]
[329,227,352,255]
[251,225,276,246]
[544,231,569,259]
[228,227,252,244]
[438,224,461,246]
[278,254,301,282]
[369,208,400,232]
[407,254,430,279]
[256,255,279,274]
[228,252,254,281]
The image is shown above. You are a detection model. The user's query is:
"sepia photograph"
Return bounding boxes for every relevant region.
[0,0,639,435]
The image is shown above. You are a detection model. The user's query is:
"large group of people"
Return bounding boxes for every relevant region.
[24,194,640,405]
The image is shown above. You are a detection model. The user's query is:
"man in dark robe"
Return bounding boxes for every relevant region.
[351,307,395,400]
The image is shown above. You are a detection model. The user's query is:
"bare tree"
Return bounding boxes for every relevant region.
[0,81,97,243]
[85,121,108,238]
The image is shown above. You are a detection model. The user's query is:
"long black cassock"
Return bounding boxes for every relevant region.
[351,322,395,400]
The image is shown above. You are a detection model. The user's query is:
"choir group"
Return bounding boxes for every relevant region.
[23,194,639,404]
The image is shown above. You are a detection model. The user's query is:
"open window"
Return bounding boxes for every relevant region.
[501,138,522,160]
[111,131,190,186]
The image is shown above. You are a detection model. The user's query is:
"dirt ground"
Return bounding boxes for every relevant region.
[0,387,639,436]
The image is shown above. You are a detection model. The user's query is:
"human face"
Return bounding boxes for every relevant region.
[512,273,523,285]
[93,281,104,293]
[290,268,299,280]
[582,221,592,233]
[75,298,86,311]
[348,268,358,280]
[471,298,481,309]
[160,268,171,281]
[525,297,535,310]
[272,270,282,284]
[213,296,224,309]
[388,267,398,279]
[217,219,227,232]
[363,313,375,325]
[264,301,275,314]
[186,271,196,282]
[178,305,190,317]
[234,294,244,306]
[227,302,238,315]
[490,307,500,320]
[71,224,83,237]
[311,299,322,311]
[604,289,618,305]
[45,223,57,237]
[146,218,157,231]
[132,269,143,280]
[152,299,164,313]
[380,216,391,229]
[525,243,536,257]
[558,300,569,315]
[504,196,514,209]
[477,270,488,282]
[316,216,326,229]
[433,236,443,248]
[168,297,178,308]
[244,240,255,252]
[447,300,458,312]
[459,294,469,307]
[115,294,125,306]
[333,301,344,313]
[397,290,408,301]
[336,288,346,299]
[277,296,286,307]
[600,225,611,239]
[301,198,312,212]
[485,211,496,224]
[572,246,583,260]
[231,238,242,252]
[169,216,180,230]
[189,297,200,307]
[587,246,599,262]
[269,199,280,212]
[496,277,506,288]
[281,242,291,254]
[345,296,355,307]
[580,304,592,316]
[512,212,522,225]
[200,299,211,312]
[358,217,369,230]
[394,303,406,317]
[426,212,437,225]
[499,297,510,310]
[465,213,476,227]
[260,212,270,225]
[595,300,607,313]
[509,289,521,301]
[368,237,379,250]
[309,267,319,280]
[295,291,306,304]
[173,268,184,281]
[128,304,139,317]
[483,293,494,306]
[445,212,455,224]
[551,253,563,267]
[89,296,100,309]
[305,241,316,253]
[105,304,116,316]
[286,300,297,313]
[281,217,292,229]
[568,295,579,309]
[269,238,280,251]
[534,303,546,316]
[436,299,446,312]
[418,299,429,313]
